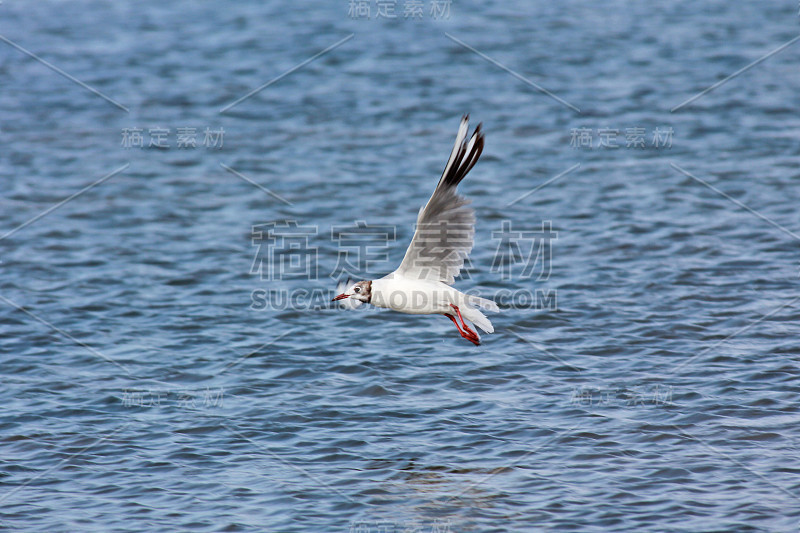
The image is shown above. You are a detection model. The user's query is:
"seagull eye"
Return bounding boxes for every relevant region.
[354,287,361,293]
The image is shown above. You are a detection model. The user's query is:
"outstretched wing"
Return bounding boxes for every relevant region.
[394,115,484,285]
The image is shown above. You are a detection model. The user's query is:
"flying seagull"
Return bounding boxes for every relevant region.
[333,115,498,345]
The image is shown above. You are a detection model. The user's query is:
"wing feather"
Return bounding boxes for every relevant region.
[394,115,485,284]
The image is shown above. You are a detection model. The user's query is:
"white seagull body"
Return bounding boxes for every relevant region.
[333,116,498,345]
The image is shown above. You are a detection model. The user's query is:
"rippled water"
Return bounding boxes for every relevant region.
[2,1,799,531]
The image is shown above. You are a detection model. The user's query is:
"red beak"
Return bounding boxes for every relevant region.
[332,293,348,301]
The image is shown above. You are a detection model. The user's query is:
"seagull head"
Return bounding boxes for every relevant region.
[332,280,372,304]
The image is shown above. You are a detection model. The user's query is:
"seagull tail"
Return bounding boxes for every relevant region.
[466,294,499,313]
[461,306,494,334]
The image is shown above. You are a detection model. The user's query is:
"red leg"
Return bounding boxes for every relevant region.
[446,309,480,346]
[447,314,463,334]
[450,304,479,341]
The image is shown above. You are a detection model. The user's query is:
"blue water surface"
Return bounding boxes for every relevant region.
[1,1,799,531]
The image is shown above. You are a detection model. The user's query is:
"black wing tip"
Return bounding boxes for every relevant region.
[441,116,484,189]
[473,122,484,146]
